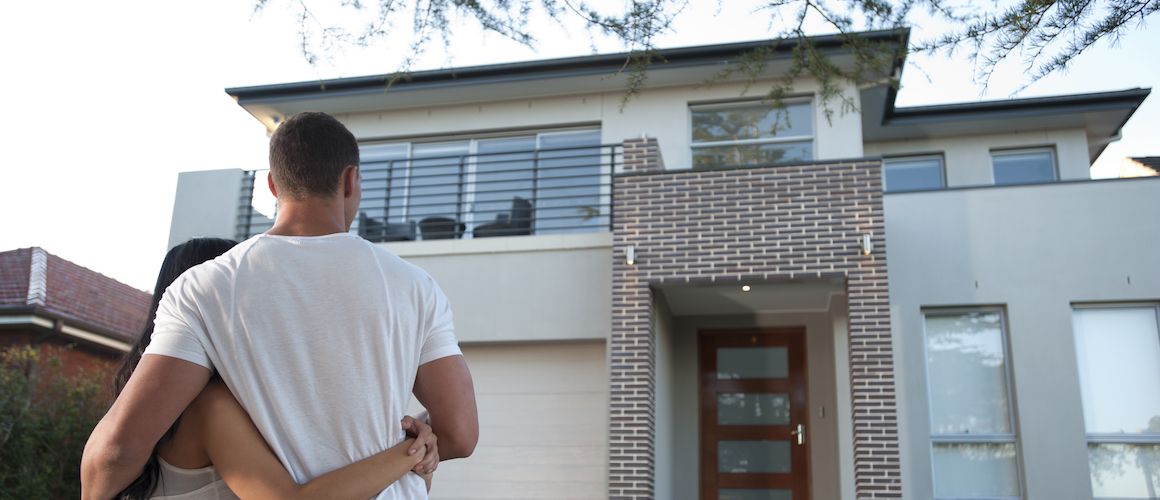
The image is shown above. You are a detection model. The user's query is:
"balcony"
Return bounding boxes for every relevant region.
[236,143,621,242]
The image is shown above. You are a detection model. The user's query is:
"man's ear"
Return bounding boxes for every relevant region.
[342,166,359,198]
[267,173,278,198]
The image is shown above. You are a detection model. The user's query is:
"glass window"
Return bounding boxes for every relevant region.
[885,155,945,192]
[1072,305,1160,499]
[992,148,1057,185]
[356,128,603,241]
[924,309,1021,499]
[691,100,813,169]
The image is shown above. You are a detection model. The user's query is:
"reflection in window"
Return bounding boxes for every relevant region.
[690,101,813,169]
[884,155,945,192]
[923,309,1021,499]
[1073,305,1160,499]
[991,148,1057,185]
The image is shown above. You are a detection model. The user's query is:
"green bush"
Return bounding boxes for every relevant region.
[0,346,110,500]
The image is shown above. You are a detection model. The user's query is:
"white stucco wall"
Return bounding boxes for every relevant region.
[167,169,245,249]
[865,128,1092,187]
[392,233,612,343]
[885,177,1160,499]
[337,78,864,171]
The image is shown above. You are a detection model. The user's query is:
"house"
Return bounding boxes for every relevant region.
[169,29,1159,499]
[1119,156,1160,177]
[0,247,149,378]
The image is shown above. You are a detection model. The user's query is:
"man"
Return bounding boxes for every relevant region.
[82,112,478,499]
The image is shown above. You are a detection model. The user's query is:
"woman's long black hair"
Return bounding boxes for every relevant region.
[112,237,237,500]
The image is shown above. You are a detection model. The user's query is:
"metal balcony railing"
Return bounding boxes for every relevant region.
[237,143,621,242]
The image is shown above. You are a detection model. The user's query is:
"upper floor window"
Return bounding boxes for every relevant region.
[884,154,945,192]
[1072,304,1160,499]
[690,100,813,169]
[357,129,607,241]
[924,308,1022,499]
[991,147,1057,185]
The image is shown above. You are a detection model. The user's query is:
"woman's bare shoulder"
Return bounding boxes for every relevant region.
[187,378,244,418]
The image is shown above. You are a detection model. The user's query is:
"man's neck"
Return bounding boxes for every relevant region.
[267,199,350,237]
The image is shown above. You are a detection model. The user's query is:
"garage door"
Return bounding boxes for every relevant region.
[415,341,607,499]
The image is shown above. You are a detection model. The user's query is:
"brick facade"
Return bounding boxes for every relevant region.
[609,139,900,499]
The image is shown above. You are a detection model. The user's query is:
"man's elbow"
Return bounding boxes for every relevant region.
[441,425,479,459]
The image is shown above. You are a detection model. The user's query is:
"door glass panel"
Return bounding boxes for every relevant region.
[719,489,792,500]
[717,347,788,379]
[410,141,468,234]
[718,393,790,425]
[1088,443,1160,498]
[931,443,1020,498]
[718,440,791,473]
[535,130,603,234]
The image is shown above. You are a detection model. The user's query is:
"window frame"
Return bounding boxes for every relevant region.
[921,306,1025,500]
[989,146,1058,186]
[883,153,947,193]
[1070,302,1160,499]
[688,98,816,169]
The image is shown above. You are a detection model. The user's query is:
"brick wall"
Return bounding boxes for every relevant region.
[609,139,900,499]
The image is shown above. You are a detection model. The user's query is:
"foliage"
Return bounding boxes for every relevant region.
[0,346,110,500]
[253,0,1158,110]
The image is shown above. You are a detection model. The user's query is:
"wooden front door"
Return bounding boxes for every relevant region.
[699,328,810,500]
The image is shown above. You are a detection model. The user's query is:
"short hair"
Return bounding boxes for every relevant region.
[268,112,359,199]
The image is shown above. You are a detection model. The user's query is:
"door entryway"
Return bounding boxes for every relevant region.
[699,328,810,500]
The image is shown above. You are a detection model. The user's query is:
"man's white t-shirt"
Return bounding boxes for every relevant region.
[144,233,461,500]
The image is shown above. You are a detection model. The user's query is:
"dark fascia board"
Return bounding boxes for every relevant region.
[885,88,1151,129]
[226,29,909,102]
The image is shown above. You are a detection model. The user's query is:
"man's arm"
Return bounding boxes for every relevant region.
[412,355,478,460]
[81,355,211,500]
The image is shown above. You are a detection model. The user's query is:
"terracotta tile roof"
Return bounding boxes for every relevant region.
[0,247,151,343]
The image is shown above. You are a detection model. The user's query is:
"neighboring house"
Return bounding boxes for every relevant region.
[1120,156,1160,177]
[167,29,1160,500]
[0,247,149,378]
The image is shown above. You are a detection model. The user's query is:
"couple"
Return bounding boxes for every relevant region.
[82,112,478,499]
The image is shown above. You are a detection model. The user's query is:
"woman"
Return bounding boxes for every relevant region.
[113,238,432,499]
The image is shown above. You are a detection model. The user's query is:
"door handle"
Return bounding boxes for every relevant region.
[791,424,806,445]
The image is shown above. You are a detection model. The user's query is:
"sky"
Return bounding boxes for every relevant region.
[1,1,1157,291]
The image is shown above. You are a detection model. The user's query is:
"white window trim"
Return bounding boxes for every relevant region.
[883,153,946,192]
[989,146,1059,185]
[688,98,816,166]
[921,306,1025,500]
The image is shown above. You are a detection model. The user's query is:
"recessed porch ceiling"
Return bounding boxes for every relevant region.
[657,279,845,317]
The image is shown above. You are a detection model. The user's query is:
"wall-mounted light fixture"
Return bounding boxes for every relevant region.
[861,233,873,256]
[626,245,636,266]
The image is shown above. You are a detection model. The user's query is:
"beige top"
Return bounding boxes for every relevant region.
[149,457,239,500]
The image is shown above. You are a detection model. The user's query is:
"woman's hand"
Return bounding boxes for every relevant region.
[401,415,439,474]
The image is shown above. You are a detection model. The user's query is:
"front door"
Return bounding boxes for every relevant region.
[699,328,810,500]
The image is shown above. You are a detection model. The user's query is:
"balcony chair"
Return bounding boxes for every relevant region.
[419,216,466,240]
[358,212,416,242]
[474,196,533,238]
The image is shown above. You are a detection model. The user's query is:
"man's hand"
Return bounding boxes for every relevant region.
[401,415,439,474]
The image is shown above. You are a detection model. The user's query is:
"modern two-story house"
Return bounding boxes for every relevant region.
[167,29,1159,500]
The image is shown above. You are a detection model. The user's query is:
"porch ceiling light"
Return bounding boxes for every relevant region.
[741,285,751,292]
[861,233,873,256]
